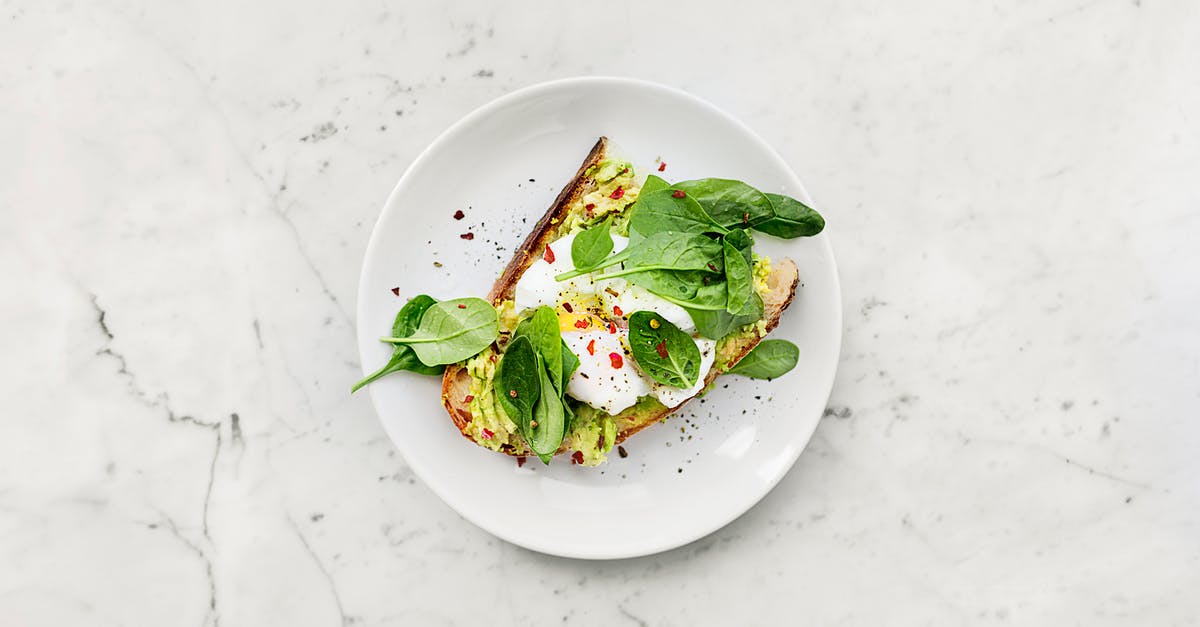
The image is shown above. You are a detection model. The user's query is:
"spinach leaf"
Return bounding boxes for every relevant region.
[727,339,799,379]
[641,174,670,195]
[381,297,498,365]
[598,232,724,280]
[629,189,729,239]
[627,311,703,388]
[674,179,775,229]
[560,339,580,393]
[686,293,764,340]
[528,357,567,463]
[352,295,444,392]
[571,215,615,271]
[514,306,562,392]
[495,335,541,428]
[757,193,825,239]
[723,237,753,314]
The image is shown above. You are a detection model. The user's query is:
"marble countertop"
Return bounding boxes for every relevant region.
[3,0,1198,624]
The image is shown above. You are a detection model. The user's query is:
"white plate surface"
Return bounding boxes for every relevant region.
[356,77,841,559]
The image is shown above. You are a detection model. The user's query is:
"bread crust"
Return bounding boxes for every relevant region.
[440,137,800,458]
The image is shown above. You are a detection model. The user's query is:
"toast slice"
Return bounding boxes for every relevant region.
[441,137,799,460]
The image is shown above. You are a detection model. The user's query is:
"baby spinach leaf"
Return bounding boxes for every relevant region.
[686,293,764,340]
[381,297,498,365]
[514,305,562,392]
[495,335,541,428]
[627,311,703,388]
[571,215,614,271]
[674,178,775,229]
[641,174,670,195]
[598,232,724,280]
[352,295,444,392]
[756,193,825,239]
[629,189,729,239]
[528,357,567,463]
[723,235,753,314]
[560,339,580,394]
[727,339,799,379]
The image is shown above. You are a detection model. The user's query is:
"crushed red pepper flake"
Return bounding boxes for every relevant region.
[517,456,526,467]
[658,162,667,172]
[460,232,474,240]
[742,212,750,225]
[562,302,574,313]
[671,189,686,198]
[586,339,595,355]
[390,287,400,296]
[543,246,555,263]
[609,352,623,368]
[655,340,669,359]
[453,210,465,220]
[509,389,518,398]
[571,451,584,465]
[457,303,466,309]
[608,321,617,334]
[574,319,589,329]
[609,187,624,200]
[464,395,474,403]
[707,263,717,271]
[612,305,623,317]
[481,429,494,440]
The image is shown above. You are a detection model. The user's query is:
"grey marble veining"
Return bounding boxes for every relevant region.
[2,0,1198,625]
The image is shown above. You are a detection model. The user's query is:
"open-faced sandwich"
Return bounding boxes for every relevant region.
[355,137,825,466]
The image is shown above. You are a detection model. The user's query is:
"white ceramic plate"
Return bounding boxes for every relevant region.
[356,77,841,559]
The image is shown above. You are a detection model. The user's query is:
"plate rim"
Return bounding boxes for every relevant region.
[356,75,843,559]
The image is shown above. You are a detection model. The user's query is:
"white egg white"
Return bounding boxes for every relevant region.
[562,328,649,415]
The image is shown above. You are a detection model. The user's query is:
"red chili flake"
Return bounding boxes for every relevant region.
[612,305,623,317]
[509,389,518,398]
[574,319,589,329]
[457,303,466,309]
[608,321,617,334]
[489,354,497,362]
[464,395,474,403]
[658,162,667,172]
[742,212,750,225]
[460,232,474,240]
[609,186,625,200]
[453,210,465,220]
[562,302,574,313]
[517,456,527,467]
[543,246,555,263]
[481,429,494,440]
[707,262,718,272]
[671,189,686,198]
[571,450,584,465]
[655,340,669,359]
[609,352,623,368]
[390,287,400,296]
[586,339,595,355]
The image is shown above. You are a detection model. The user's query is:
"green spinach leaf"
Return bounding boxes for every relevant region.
[627,311,703,388]
[381,297,498,365]
[641,174,670,195]
[629,189,728,239]
[727,339,799,379]
[571,215,615,271]
[685,293,764,340]
[722,231,754,314]
[514,305,563,392]
[495,335,541,428]
[674,178,775,229]
[757,193,825,239]
[352,295,444,392]
[528,357,567,463]
[598,232,724,280]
